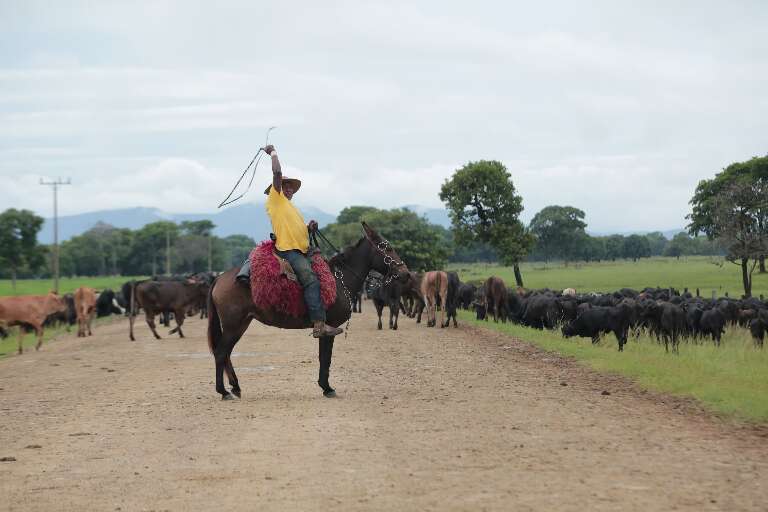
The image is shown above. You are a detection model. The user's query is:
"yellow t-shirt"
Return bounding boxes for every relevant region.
[266,187,309,252]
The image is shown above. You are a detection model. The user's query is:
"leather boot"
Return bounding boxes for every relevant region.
[313,321,343,338]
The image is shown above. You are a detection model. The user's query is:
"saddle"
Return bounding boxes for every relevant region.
[249,239,336,318]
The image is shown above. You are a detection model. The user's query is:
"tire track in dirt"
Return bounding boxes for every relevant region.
[1,309,766,511]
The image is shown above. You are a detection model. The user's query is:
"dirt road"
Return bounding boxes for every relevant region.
[1,309,767,511]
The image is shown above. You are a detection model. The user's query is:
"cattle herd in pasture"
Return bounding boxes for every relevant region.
[363,271,768,353]
[2,267,767,356]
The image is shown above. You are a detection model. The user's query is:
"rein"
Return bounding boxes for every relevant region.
[313,228,406,338]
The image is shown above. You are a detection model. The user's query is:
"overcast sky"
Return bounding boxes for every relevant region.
[2,1,766,232]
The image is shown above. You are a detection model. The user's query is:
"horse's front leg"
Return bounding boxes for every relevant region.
[317,336,336,397]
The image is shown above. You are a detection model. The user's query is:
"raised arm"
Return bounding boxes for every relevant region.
[263,144,282,193]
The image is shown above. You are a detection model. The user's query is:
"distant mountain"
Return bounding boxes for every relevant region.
[40,202,681,243]
[402,205,452,228]
[39,203,336,243]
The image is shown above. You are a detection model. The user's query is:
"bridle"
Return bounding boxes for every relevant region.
[313,229,406,338]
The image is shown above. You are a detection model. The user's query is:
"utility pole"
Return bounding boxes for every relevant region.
[165,230,171,276]
[39,177,71,294]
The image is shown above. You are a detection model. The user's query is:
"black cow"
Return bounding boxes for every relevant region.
[43,293,77,331]
[473,284,487,320]
[562,303,632,351]
[443,272,460,328]
[457,283,477,310]
[642,302,686,353]
[128,279,209,341]
[96,289,124,317]
[520,293,562,329]
[749,309,768,348]
[371,276,404,330]
[351,290,363,313]
[699,308,726,346]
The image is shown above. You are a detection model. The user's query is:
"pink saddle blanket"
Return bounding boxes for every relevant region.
[249,240,337,318]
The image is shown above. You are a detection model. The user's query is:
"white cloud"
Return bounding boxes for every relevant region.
[1,1,767,233]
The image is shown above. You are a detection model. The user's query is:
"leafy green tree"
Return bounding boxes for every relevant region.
[60,223,134,277]
[664,232,694,259]
[180,220,215,236]
[222,234,257,268]
[645,232,668,256]
[335,206,380,225]
[125,221,180,276]
[529,205,587,262]
[604,235,625,261]
[688,155,768,296]
[578,235,606,262]
[323,207,451,271]
[439,160,533,286]
[622,234,651,262]
[0,208,45,289]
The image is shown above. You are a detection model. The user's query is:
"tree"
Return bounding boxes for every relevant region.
[622,235,651,262]
[645,232,668,256]
[664,232,694,259]
[323,207,451,271]
[125,221,180,276]
[688,155,768,296]
[59,223,134,277]
[222,234,257,268]
[439,160,533,286]
[578,235,606,262]
[180,220,215,237]
[335,206,380,225]
[0,209,45,289]
[529,205,587,263]
[604,235,625,261]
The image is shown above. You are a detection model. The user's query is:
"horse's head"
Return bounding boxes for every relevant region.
[361,221,409,280]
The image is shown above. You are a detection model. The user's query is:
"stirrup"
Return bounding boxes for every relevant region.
[312,324,343,338]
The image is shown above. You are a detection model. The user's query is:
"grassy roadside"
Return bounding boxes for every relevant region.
[0,276,145,297]
[459,310,768,422]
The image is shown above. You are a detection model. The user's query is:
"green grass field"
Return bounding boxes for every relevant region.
[449,256,768,298]
[460,311,768,422]
[450,257,768,421]
[0,276,144,297]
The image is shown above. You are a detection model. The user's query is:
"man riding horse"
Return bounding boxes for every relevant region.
[236,144,343,339]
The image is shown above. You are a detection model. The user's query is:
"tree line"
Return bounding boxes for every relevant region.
[1,155,765,296]
[0,215,256,284]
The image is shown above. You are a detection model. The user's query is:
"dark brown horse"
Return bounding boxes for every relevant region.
[207,222,408,400]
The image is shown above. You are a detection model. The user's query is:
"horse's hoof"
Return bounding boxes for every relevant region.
[221,393,238,401]
[232,389,241,398]
[323,389,337,398]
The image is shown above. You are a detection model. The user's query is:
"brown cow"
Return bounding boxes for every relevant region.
[74,286,97,337]
[0,292,67,354]
[484,276,508,323]
[420,271,448,328]
[129,278,209,341]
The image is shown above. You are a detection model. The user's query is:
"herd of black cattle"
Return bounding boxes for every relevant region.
[4,269,767,354]
[364,271,768,353]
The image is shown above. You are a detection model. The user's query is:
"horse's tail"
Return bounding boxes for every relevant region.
[207,276,221,354]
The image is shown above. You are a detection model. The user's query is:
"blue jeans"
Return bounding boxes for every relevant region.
[275,249,326,322]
